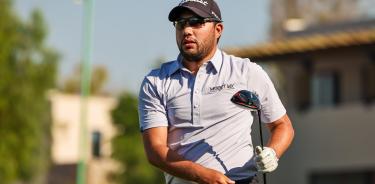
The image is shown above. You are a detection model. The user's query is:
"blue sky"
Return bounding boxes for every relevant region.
[15,1,270,95]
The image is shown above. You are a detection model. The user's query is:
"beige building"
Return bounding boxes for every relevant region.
[226,19,375,184]
[48,91,118,184]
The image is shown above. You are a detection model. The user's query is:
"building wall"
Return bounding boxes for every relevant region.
[48,92,118,184]
[259,46,375,183]
[269,104,375,184]
[275,47,372,110]
[311,49,368,104]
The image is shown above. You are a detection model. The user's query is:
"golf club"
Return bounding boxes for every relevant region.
[231,90,267,184]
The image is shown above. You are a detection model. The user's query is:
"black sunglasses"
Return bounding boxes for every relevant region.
[173,17,221,30]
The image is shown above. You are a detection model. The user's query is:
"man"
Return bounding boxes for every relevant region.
[138,0,294,183]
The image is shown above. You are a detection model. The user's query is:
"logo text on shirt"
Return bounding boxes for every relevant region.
[209,83,235,93]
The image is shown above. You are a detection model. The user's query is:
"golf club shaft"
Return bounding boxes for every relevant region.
[257,110,267,184]
[257,110,264,148]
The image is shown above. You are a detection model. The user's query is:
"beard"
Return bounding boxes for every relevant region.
[178,35,216,63]
[179,46,206,62]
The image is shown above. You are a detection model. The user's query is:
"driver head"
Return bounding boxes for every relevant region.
[231,90,261,111]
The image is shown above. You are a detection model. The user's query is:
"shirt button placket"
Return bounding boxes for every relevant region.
[193,71,202,124]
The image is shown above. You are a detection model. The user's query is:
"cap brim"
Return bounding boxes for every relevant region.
[168,6,210,21]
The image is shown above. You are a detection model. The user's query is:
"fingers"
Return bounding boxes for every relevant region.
[255,146,278,173]
[255,146,262,155]
[198,167,235,184]
[262,162,278,173]
[226,177,235,184]
[221,174,235,184]
[257,159,278,172]
[255,146,275,160]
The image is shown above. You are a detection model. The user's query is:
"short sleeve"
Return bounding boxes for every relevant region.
[247,62,286,123]
[138,77,169,132]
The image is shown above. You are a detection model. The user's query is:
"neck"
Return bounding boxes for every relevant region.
[182,47,217,75]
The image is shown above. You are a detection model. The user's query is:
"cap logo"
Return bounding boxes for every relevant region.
[179,0,208,6]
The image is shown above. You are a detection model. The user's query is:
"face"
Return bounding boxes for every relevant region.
[175,11,223,62]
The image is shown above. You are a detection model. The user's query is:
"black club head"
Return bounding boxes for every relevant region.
[231,90,261,111]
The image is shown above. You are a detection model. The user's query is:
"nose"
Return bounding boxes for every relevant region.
[182,26,193,37]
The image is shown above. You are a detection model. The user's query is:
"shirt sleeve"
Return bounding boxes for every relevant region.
[247,61,286,123]
[138,76,169,132]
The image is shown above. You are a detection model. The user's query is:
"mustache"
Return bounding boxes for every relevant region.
[181,37,197,44]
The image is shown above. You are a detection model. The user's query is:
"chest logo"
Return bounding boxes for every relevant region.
[209,83,235,93]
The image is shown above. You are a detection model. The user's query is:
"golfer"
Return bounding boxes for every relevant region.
[138,0,294,183]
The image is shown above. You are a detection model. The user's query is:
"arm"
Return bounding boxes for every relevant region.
[245,62,294,157]
[142,127,235,184]
[266,114,295,158]
[254,114,294,173]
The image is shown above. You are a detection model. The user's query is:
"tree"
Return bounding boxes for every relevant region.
[110,93,164,184]
[0,0,58,183]
[61,64,109,95]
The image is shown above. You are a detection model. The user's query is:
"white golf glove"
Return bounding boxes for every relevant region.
[255,146,278,173]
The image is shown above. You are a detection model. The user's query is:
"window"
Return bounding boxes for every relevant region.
[362,53,375,104]
[311,72,339,108]
[92,131,102,158]
[296,60,312,111]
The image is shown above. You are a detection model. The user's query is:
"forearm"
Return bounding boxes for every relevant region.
[142,127,235,184]
[145,144,206,182]
[142,127,232,184]
[266,114,295,158]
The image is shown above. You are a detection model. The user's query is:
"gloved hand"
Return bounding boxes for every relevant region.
[255,146,278,173]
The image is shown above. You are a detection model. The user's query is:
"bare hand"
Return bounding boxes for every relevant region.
[196,168,235,184]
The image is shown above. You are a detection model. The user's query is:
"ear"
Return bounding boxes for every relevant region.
[215,23,224,39]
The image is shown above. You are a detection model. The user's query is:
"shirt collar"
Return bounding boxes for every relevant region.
[166,56,181,76]
[167,49,222,76]
[209,49,222,73]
